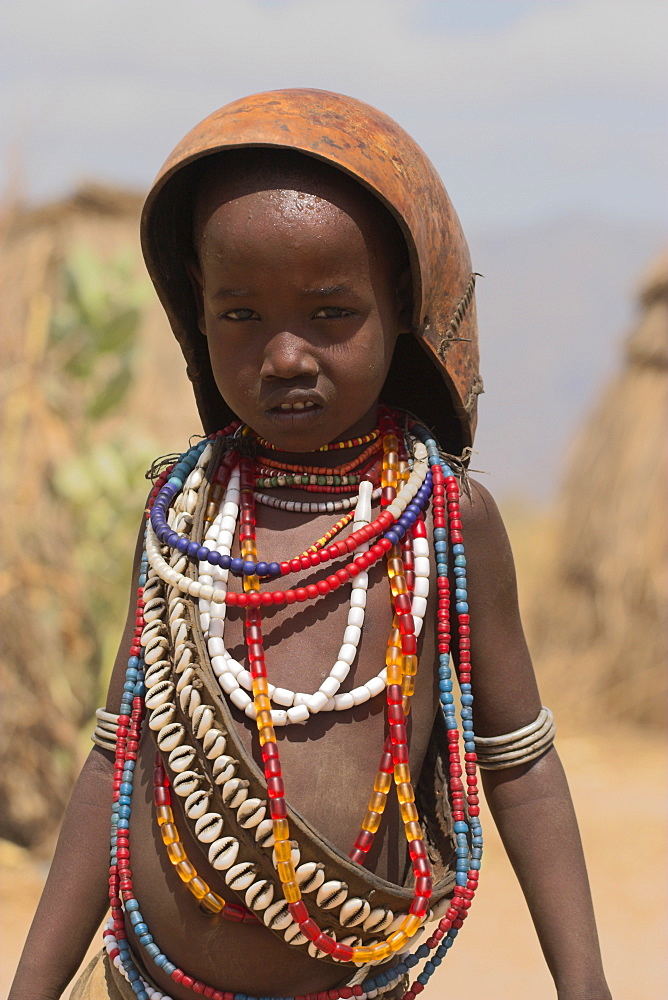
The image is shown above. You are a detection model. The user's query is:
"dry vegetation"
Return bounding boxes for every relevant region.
[0,187,197,847]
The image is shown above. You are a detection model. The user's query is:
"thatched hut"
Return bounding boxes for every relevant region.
[530,253,667,730]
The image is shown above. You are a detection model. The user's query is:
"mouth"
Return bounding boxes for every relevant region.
[262,394,325,432]
[274,400,319,413]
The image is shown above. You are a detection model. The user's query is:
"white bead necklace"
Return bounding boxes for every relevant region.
[253,486,382,515]
[196,465,430,726]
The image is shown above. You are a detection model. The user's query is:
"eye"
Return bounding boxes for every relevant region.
[221,308,260,321]
[311,306,356,320]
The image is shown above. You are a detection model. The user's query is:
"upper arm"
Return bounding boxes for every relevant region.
[453,478,542,738]
[102,513,147,719]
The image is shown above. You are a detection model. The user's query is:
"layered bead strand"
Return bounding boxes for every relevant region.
[394,427,483,1000]
[349,418,418,865]
[153,753,260,924]
[255,427,381,452]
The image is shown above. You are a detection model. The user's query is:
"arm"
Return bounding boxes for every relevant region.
[8,522,145,1000]
[459,481,611,1000]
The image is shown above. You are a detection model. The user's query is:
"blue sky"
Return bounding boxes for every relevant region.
[1,0,666,231]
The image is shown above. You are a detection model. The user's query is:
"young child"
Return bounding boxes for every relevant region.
[9,89,611,1000]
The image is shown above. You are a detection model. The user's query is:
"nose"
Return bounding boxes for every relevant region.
[259,329,319,381]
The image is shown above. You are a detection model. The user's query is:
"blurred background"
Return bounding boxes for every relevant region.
[1,1,666,997]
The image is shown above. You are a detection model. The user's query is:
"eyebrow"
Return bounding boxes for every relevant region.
[301,285,356,296]
[212,288,253,299]
[213,284,357,299]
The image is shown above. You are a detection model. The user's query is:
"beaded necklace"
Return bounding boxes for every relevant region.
[201,475,374,724]
[147,445,431,586]
[198,466,429,725]
[107,415,483,1000]
[252,487,382,513]
[255,427,380,452]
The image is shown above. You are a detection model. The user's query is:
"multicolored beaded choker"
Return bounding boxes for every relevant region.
[107,412,483,1000]
[255,427,381,453]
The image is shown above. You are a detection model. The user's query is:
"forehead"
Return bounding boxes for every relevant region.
[192,149,405,263]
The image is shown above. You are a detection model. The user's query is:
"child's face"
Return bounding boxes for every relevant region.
[190,171,411,452]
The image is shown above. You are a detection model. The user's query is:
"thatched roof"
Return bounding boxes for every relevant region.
[529,251,667,729]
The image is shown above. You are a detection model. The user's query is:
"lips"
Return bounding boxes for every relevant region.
[264,391,324,415]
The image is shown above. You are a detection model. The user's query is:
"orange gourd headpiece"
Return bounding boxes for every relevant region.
[141,89,482,453]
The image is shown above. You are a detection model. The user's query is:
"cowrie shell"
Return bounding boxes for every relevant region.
[295,862,325,894]
[244,879,274,911]
[184,789,210,820]
[186,467,204,489]
[362,907,393,934]
[168,600,185,623]
[208,837,238,871]
[339,897,371,928]
[144,661,171,688]
[194,812,224,843]
[144,640,169,665]
[142,581,162,602]
[184,488,197,514]
[179,685,201,715]
[212,755,236,784]
[175,667,195,693]
[284,922,308,946]
[221,778,249,809]
[237,798,266,829]
[173,516,192,537]
[143,635,168,658]
[175,645,194,674]
[263,898,292,931]
[225,862,256,891]
[316,880,348,910]
[171,555,188,575]
[172,770,201,797]
[254,818,275,848]
[203,729,227,759]
[143,597,166,623]
[171,620,187,644]
[192,704,214,738]
[156,722,184,752]
[142,619,167,644]
[144,680,174,710]
[148,702,176,731]
[168,744,196,773]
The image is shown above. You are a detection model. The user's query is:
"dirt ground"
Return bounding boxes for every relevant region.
[2,730,665,1000]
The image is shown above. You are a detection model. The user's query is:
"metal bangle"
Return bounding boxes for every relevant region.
[91,707,120,750]
[474,707,556,770]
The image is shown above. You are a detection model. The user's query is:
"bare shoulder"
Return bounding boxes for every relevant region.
[456,477,519,609]
[459,477,507,539]
[452,476,543,734]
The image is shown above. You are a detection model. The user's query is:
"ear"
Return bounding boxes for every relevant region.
[396,266,414,334]
[186,259,207,336]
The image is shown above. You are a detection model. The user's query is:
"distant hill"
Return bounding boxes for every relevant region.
[466,215,665,499]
